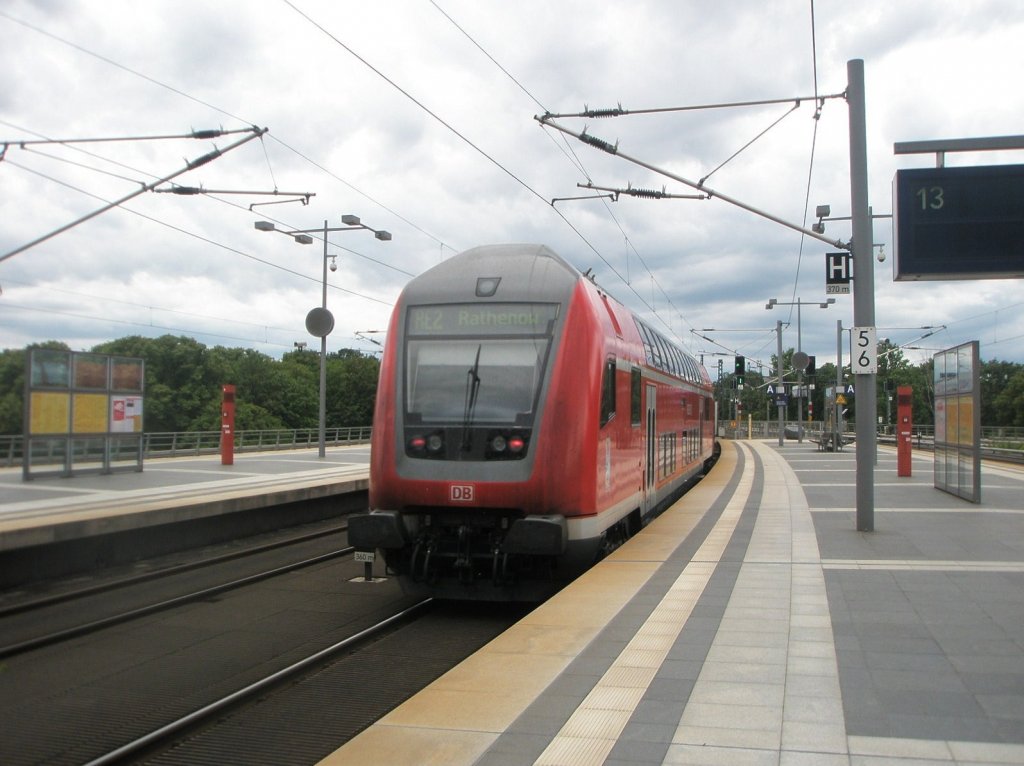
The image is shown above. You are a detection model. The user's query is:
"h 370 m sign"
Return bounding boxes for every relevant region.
[851,327,877,374]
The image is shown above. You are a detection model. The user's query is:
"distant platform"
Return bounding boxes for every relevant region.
[0,446,370,552]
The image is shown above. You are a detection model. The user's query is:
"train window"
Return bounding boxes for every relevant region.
[637,322,657,369]
[600,357,616,427]
[654,334,667,372]
[652,332,667,372]
[406,338,550,425]
[630,368,642,425]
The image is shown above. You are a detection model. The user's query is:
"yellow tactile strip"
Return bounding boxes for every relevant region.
[532,445,754,765]
[320,442,747,766]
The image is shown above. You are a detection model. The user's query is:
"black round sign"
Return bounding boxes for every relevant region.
[305,307,335,338]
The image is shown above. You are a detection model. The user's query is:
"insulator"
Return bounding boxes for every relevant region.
[629,187,665,199]
[187,147,222,169]
[584,108,624,118]
[191,129,224,139]
[579,131,618,155]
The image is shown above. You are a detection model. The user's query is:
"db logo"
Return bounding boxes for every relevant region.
[450,484,475,502]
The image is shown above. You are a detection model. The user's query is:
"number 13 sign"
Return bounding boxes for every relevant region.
[851,327,877,374]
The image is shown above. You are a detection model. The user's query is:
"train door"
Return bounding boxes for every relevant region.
[643,383,657,513]
[699,395,706,457]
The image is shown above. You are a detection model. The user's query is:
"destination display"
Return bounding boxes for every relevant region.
[893,164,1024,280]
[407,303,560,336]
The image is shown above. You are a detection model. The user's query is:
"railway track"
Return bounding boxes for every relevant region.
[0,519,354,659]
[94,599,526,766]
[0,516,448,766]
[85,599,434,766]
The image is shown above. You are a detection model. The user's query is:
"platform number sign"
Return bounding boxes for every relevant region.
[851,327,877,374]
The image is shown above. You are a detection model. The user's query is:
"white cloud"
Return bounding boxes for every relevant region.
[1,0,1022,368]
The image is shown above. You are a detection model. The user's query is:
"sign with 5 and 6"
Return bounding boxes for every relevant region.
[851,326,877,374]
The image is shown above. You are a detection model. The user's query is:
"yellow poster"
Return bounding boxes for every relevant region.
[29,392,70,434]
[957,396,975,446]
[945,397,958,444]
[72,393,108,433]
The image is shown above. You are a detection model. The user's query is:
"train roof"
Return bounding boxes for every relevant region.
[400,244,579,305]
[402,243,710,386]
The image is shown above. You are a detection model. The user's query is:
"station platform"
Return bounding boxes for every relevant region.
[0,446,370,553]
[326,439,1024,766]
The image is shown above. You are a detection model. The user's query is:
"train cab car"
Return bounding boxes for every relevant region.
[349,244,716,600]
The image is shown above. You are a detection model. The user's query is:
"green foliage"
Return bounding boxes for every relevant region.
[326,351,380,426]
[0,335,380,435]
[714,345,1024,430]
[992,369,1024,427]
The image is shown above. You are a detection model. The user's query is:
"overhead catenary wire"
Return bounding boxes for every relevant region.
[0,126,268,264]
[2,3,753,357]
[427,0,699,346]
[0,276,302,337]
[3,5,1021,363]
[0,10,458,258]
[0,300,301,349]
[0,160,394,305]
[282,0,673,335]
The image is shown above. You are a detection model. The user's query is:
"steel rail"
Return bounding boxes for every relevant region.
[81,598,434,766]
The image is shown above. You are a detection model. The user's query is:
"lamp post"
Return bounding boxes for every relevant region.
[255,215,392,458]
[765,297,834,443]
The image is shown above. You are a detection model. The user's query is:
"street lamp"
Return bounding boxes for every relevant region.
[765,297,834,442]
[255,215,392,458]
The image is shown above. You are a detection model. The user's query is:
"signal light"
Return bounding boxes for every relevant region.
[408,432,445,457]
[486,431,527,458]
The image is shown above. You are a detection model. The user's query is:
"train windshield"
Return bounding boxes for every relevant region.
[405,303,559,425]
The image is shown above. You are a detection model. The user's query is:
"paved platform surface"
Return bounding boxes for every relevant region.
[0,446,370,550]
[327,440,1024,765]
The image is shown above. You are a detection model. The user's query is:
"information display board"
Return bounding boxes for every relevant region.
[23,349,145,479]
[932,341,980,502]
[893,164,1024,280]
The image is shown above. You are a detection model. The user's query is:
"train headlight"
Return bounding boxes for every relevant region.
[426,433,444,452]
[409,435,427,451]
[484,430,528,459]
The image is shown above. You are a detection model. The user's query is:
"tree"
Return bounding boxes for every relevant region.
[992,369,1024,428]
[93,335,220,432]
[0,348,27,435]
[981,359,1023,425]
[326,351,381,426]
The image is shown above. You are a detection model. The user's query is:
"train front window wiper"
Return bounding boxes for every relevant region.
[461,344,482,451]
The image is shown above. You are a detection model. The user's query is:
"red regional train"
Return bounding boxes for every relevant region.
[349,244,717,600]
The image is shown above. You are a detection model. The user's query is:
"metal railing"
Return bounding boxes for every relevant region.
[720,421,1024,462]
[3,423,1020,468]
[0,427,373,467]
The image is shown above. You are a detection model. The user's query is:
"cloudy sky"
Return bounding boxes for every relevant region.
[2,0,1022,377]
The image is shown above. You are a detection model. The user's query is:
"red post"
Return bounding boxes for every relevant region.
[897,385,912,477]
[221,384,236,466]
